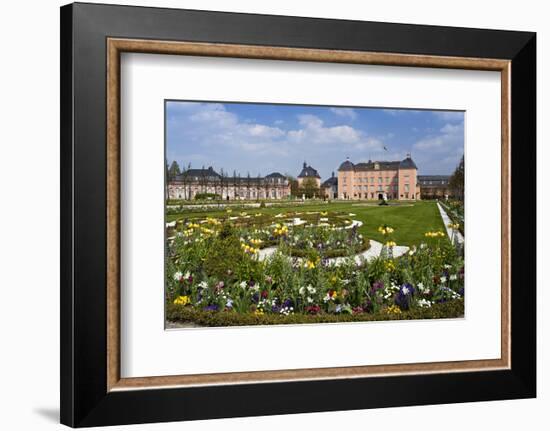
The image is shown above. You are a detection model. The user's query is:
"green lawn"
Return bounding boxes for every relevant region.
[166,200,447,247]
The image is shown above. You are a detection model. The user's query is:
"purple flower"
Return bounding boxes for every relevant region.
[370,280,384,295]
[203,304,219,312]
[400,283,415,296]
[271,305,280,313]
[458,287,465,296]
[252,292,259,303]
[282,298,293,308]
[395,283,414,310]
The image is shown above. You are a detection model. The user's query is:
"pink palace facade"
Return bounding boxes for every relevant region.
[337,156,421,200]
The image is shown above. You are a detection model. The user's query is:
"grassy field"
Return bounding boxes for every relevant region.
[167,200,447,247]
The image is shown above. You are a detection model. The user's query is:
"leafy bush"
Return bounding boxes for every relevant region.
[194,193,220,200]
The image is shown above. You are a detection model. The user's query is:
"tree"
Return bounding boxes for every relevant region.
[299,177,320,199]
[232,170,238,200]
[255,173,262,200]
[285,174,300,197]
[183,163,191,200]
[246,172,251,200]
[449,155,464,200]
[219,168,225,201]
[168,161,181,179]
[165,160,170,200]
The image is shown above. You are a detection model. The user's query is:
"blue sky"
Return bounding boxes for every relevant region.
[166,101,464,180]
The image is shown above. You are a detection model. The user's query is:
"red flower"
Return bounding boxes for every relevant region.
[261,290,268,299]
[305,305,321,315]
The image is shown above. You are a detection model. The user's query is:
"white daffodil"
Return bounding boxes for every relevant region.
[440,276,447,283]
[450,274,458,281]
[173,271,183,281]
[239,281,247,289]
[199,281,208,289]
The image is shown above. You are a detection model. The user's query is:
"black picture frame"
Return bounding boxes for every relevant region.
[60,2,536,427]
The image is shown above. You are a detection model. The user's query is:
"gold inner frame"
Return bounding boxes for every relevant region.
[106,38,511,392]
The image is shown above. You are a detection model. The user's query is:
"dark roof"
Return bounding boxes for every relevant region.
[265,172,286,178]
[298,162,320,178]
[174,167,220,181]
[338,157,418,172]
[418,175,450,186]
[354,161,401,171]
[338,160,354,171]
[170,168,287,184]
[321,176,338,188]
[417,175,450,180]
[399,157,418,169]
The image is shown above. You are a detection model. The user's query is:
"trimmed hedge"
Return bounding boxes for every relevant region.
[287,235,371,258]
[166,298,464,327]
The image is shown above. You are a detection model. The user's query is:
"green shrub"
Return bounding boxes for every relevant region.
[202,224,244,280]
[288,236,371,258]
[166,298,464,327]
[194,193,220,200]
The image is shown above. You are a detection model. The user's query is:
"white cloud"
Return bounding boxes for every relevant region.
[329,107,357,120]
[288,114,380,150]
[167,102,395,178]
[247,124,285,138]
[168,102,286,156]
[440,123,462,134]
[432,111,464,122]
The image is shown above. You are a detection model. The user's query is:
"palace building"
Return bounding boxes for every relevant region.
[321,172,338,199]
[337,156,420,200]
[168,167,291,200]
[297,162,321,188]
[418,175,451,199]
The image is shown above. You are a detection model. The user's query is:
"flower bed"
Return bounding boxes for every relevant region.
[440,200,464,235]
[166,212,465,324]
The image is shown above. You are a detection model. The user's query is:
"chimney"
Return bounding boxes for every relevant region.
[332,171,335,178]
[303,161,307,168]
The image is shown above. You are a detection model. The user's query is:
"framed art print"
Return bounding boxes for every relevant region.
[60,2,536,427]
